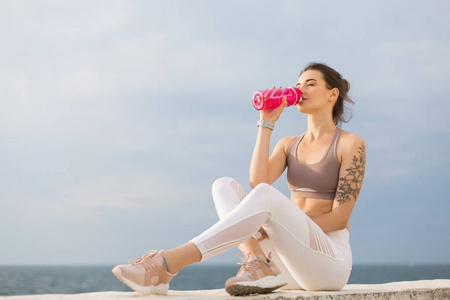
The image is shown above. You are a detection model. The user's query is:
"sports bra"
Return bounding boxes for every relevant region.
[286,128,342,200]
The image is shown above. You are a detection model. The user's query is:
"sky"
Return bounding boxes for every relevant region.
[0,0,449,266]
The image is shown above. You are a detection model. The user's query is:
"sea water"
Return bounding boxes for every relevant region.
[1,264,449,296]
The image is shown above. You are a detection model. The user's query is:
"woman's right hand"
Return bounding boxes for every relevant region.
[259,88,287,124]
[249,88,288,187]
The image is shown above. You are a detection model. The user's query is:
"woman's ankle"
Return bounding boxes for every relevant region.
[238,238,267,260]
[164,242,202,274]
[163,251,181,274]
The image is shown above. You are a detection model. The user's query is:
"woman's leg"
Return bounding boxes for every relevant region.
[258,239,302,290]
[211,177,267,259]
[111,177,266,296]
[113,180,351,294]
[163,242,202,273]
[190,183,352,291]
[212,177,248,219]
[211,177,300,289]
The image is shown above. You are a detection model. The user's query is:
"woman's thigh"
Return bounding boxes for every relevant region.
[248,184,352,290]
[212,179,352,290]
[260,204,351,289]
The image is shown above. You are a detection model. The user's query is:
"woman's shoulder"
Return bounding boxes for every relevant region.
[277,135,302,154]
[338,130,366,155]
[280,135,301,143]
[339,129,364,141]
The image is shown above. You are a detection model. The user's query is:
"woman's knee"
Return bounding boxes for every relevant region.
[245,183,291,208]
[212,177,240,201]
[252,182,271,191]
[212,177,246,219]
[245,183,276,205]
[212,177,236,192]
[251,182,281,199]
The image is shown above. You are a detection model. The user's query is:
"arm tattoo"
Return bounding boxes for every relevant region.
[336,143,366,205]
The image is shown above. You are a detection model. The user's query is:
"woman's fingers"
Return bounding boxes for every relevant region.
[281,95,288,107]
[256,227,270,242]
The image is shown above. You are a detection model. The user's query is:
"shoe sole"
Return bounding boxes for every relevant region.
[226,275,287,296]
[112,267,169,295]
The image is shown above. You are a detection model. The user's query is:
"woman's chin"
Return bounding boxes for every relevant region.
[297,104,308,114]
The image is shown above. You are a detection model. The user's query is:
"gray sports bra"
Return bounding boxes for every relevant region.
[286,128,342,200]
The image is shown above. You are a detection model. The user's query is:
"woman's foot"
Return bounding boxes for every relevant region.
[225,252,287,296]
[112,250,177,295]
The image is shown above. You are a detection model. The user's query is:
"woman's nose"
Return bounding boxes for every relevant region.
[299,86,305,94]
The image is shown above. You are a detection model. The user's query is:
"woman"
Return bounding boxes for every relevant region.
[112,62,366,296]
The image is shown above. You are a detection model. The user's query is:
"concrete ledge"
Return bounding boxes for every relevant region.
[1,280,449,299]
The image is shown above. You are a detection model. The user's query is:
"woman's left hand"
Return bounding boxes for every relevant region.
[256,227,269,242]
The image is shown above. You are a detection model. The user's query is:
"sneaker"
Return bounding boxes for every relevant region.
[112,249,177,295]
[225,252,287,296]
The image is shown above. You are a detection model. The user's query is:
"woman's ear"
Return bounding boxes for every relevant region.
[329,88,339,102]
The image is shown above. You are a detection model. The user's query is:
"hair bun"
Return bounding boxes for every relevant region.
[342,78,351,94]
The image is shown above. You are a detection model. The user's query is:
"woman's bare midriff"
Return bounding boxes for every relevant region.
[292,197,350,231]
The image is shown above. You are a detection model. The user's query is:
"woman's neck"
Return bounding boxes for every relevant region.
[306,114,336,141]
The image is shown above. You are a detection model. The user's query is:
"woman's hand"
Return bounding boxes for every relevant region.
[259,88,287,124]
[256,227,270,242]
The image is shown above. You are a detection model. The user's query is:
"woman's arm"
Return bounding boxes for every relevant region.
[249,96,289,188]
[249,130,291,188]
[311,133,366,232]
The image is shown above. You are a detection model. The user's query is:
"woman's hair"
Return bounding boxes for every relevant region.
[300,62,354,126]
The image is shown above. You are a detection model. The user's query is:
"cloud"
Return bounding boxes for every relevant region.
[59,68,101,96]
[55,172,208,220]
[12,76,30,101]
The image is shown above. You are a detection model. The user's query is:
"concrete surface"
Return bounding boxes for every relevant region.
[1,279,449,299]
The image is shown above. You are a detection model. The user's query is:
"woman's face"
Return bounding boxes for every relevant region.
[296,70,335,114]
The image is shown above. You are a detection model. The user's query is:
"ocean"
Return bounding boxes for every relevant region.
[1,264,449,296]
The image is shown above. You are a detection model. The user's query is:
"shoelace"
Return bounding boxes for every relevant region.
[237,252,261,273]
[237,251,274,273]
[129,250,161,271]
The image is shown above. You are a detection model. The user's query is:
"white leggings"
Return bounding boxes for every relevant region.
[190,177,352,291]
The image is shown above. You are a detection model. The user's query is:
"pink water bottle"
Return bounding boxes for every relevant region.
[252,87,302,110]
